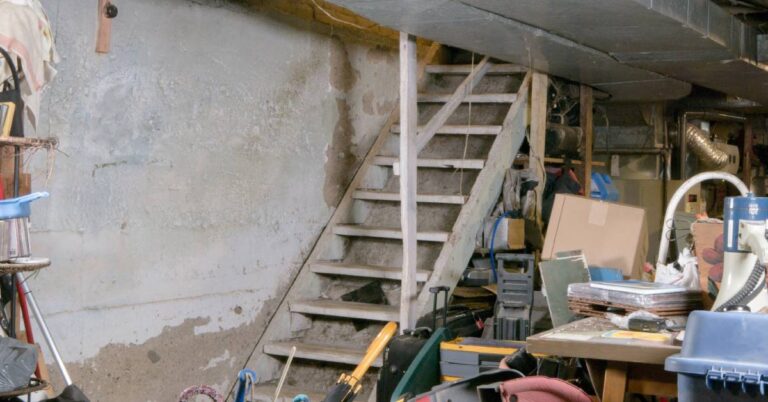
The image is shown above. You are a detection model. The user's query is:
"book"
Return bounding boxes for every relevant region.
[589,280,688,295]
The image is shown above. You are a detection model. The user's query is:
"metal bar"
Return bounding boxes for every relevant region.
[16,273,72,386]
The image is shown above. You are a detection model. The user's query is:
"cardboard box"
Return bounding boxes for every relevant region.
[543,194,648,278]
[483,217,525,250]
[691,221,723,309]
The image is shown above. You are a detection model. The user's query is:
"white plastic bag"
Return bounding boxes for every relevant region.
[654,247,700,290]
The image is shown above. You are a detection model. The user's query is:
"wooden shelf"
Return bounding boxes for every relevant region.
[0,137,58,149]
[0,257,51,274]
[514,155,606,167]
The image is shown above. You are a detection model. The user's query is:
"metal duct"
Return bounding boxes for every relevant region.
[685,124,729,169]
[326,0,768,104]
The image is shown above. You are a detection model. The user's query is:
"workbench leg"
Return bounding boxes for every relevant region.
[602,361,628,402]
[584,360,605,401]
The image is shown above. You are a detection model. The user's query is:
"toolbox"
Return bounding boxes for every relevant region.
[665,311,768,401]
[439,338,524,379]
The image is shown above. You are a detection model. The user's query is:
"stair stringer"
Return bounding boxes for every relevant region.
[414,71,532,316]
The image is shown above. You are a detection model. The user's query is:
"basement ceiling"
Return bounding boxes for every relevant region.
[326,0,768,105]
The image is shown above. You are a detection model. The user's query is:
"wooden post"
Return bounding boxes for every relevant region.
[399,32,418,331]
[744,119,753,188]
[603,361,629,402]
[530,72,548,223]
[580,85,594,197]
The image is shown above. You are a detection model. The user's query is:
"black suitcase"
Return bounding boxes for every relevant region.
[376,286,449,402]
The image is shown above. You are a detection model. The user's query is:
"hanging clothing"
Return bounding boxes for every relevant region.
[0,0,58,130]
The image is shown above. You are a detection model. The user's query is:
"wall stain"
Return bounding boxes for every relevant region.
[362,91,375,115]
[329,37,359,92]
[324,38,360,207]
[323,98,357,207]
[60,303,277,402]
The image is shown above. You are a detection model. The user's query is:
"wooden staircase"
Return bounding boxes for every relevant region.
[244,48,532,394]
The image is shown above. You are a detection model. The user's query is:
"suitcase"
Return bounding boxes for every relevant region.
[376,287,449,402]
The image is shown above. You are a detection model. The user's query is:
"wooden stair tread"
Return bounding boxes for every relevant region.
[311,261,430,282]
[418,93,517,103]
[353,189,467,205]
[372,156,485,170]
[264,341,383,367]
[391,124,502,135]
[333,224,450,242]
[426,64,526,75]
[291,299,399,322]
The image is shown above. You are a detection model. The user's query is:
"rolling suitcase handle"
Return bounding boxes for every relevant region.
[429,286,450,331]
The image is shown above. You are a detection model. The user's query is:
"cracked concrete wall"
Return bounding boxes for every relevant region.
[27,0,398,400]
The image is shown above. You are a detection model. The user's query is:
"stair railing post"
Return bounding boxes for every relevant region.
[399,32,418,332]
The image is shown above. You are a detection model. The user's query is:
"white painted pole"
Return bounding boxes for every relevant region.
[399,32,418,332]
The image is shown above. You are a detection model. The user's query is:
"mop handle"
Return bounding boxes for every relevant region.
[349,322,397,382]
[16,273,72,386]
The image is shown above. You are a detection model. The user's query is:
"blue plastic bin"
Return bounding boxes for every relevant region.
[665,311,768,401]
[0,192,48,220]
[588,266,623,282]
[590,173,619,201]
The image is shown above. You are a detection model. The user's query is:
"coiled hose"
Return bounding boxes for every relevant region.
[716,262,766,312]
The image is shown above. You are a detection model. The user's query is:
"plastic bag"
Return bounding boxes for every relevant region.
[654,247,701,290]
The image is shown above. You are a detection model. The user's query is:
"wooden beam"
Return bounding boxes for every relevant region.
[744,118,753,187]
[415,56,492,152]
[399,32,418,331]
[580,85,594,198]
[529,72,548,223]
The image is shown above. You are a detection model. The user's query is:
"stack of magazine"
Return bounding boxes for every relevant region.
[567,280,702,316]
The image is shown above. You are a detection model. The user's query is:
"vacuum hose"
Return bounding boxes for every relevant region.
[716,262,766,312]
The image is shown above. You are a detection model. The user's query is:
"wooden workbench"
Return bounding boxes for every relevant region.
[526,317,680,402]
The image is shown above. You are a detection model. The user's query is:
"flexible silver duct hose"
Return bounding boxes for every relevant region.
[685,124,729,169]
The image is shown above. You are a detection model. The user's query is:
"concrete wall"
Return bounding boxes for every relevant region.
[29,1,398,400]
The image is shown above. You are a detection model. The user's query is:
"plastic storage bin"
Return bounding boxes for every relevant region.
[0,192,48,219]
[665,311,768,401]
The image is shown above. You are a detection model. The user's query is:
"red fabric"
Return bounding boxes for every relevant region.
[500,376,591,402]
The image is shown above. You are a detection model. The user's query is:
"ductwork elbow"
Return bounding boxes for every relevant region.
[685,124,729,169]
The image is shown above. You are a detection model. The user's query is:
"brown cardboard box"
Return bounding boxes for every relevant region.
[543,194,648,278]
[691,221,723,309]
[507,218,525,250]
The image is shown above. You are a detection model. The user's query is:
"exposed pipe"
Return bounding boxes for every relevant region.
[657,172,750,265]
[593,148,667,155]
[685,124,730,169]
[678,111,746,178]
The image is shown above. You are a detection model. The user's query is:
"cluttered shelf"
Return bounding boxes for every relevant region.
[0,137,57,149]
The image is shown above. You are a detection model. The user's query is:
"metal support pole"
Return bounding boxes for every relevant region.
[16,272,72,386]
